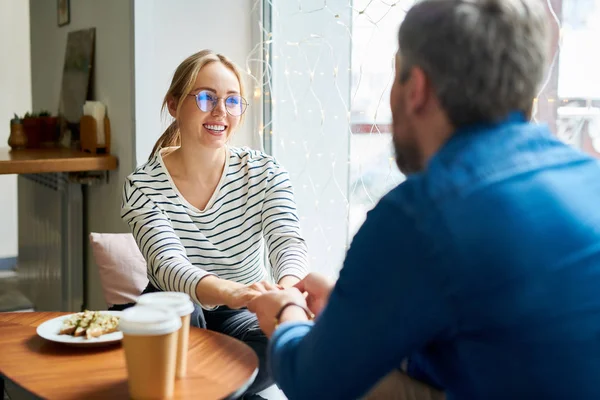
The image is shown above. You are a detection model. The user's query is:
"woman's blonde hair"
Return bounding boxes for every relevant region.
[149,49,246,160]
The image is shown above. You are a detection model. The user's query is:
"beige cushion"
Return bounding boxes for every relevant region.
[89,233,148,307]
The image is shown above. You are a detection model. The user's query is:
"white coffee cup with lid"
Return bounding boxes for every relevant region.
[119,305,181,399]
[136,292,195,378]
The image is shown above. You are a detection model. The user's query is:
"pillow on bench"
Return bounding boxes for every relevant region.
[89,233,148,308]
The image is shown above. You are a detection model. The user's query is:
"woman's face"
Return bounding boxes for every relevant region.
[169,62,243,149]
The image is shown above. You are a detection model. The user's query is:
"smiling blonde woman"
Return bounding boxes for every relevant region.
[121,50,308,398]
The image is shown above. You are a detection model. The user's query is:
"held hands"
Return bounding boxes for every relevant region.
[225,281,281,309]
[248,272,335,337]
[247,287,308,337]
[294,272,334,317]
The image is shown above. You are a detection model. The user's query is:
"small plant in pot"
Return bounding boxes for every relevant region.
[22,111,42,148]
[39,110,59,145]
[8,113,27,149]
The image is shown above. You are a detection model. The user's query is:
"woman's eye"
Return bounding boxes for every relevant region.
[226,96,241,105]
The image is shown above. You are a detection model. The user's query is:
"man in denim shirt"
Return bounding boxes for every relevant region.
[249,0,600,399]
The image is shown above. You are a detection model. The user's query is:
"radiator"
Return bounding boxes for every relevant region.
[17,173,84,312]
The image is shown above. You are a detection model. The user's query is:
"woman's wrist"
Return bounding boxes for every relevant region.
[278,275,301,288]
[195,275,244,307]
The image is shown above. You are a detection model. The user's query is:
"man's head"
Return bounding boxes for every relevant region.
[391,0,549,174]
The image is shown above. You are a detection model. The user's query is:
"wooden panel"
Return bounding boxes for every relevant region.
[0,312,258,400]
[0,148,118,175]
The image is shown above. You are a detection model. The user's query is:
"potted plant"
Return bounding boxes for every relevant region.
[22,111,42,148]
[39,110,59,145]
[8,113,27,149]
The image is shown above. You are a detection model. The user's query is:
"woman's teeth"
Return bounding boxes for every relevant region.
[204,124,226,132]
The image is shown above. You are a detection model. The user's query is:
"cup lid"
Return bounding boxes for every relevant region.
[119,305,181,336]
[136,292,195,317]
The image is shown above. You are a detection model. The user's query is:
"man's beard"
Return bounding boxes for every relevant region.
[392,124,422,175]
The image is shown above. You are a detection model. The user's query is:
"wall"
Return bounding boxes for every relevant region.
[30,0,136,308]
[0,0,31,262]
[134,0,259,165]
[29,0,259,307]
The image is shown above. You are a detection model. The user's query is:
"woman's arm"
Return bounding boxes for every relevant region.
[262,163,310,284]
[278,275,300,288]
[121,179,266,308]
[195,275,275,309]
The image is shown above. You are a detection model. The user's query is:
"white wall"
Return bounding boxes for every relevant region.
[30,0,136,308]
[134,0,259,165]
[29,0,259,307]
[0,0,31,260]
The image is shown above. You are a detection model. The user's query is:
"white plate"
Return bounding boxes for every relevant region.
[36,311,123,347]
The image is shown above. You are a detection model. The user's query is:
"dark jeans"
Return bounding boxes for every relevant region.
[194,305,273,395]
[111,284,272,397]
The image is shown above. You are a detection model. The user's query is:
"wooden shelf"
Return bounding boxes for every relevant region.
[0,147,118,175]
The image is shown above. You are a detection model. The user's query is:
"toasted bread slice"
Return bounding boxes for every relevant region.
[59,312,83,335]
[74,310,98,337]
[86,325,118,339]
[85,313,120,339]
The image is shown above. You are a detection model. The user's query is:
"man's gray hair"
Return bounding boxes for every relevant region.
[398,0,549,127]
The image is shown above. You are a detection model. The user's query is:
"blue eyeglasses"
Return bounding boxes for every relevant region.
[188,90,248,116]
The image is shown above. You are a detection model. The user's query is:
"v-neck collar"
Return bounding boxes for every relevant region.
[158,146,230,213]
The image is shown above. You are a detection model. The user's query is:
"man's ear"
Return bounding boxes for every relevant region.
[405,67,429,115]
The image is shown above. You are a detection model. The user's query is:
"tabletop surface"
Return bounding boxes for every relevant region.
[0,312,258,400]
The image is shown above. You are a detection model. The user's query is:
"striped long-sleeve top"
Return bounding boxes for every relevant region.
[121,147,309,306]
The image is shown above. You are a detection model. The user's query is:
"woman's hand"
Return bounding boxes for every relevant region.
[196,276,281,309]
[224,280,279,309]
[294,273,335,316]
[248,287,309,337]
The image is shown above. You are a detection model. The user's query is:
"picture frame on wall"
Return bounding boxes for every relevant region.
[57,0,70,27]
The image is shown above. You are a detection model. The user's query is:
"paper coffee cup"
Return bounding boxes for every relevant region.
[119,305,182,400]
[137,292,195,378]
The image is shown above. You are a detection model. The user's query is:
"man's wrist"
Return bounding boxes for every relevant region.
[275,302,314,329]
[279,304,310,323]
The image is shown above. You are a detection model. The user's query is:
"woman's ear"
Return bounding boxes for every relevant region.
[166,96,178,118]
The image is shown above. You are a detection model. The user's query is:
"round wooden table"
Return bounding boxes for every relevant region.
[0,312,258,399]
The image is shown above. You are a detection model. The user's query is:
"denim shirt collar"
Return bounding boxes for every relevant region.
[427,111,530,170]
[452,111,527,137]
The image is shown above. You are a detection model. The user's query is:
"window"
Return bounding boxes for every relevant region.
[554,0,600,156]
[253,0,600,276]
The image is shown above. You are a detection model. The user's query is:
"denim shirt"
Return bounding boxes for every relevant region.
[269,113,600,400]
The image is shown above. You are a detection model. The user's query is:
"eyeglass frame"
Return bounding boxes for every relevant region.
[187,90,249,116]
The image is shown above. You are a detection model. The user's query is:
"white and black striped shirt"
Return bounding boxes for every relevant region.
[121,147,309,306]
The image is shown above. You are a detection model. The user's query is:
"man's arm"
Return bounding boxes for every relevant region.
[268,198,454,400]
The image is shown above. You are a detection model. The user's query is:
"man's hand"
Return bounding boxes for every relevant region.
[248,288,308,337]
[294,273,335,316]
